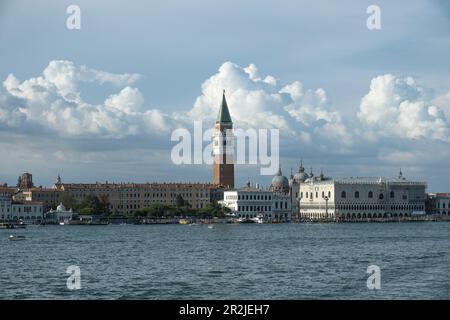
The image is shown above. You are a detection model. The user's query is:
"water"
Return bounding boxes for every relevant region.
[1,223,449,299]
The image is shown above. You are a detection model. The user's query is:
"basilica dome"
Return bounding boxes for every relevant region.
[271,168,289,191]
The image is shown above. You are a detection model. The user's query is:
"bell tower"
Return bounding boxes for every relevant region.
[213,90,234,188]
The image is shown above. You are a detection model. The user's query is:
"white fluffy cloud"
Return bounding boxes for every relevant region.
[358,74,450,141]
[0,60,173,138]
[187,61,350,146]
[2,59,449,168]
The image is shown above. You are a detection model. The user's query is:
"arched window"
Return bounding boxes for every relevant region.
[328,191,331,198]
[355,191,360,198]
[390,191,395,198]
[379,193,384,200]
[368,191,373,198]
[341,191,346,198]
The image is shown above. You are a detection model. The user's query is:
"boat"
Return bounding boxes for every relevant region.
[179,218,190,225]
[251,214,265,224]
[238,217,256,224]
[59,222,65,226]
[8,235,26,241]
[14,221,27,229]
[207,225,214,229]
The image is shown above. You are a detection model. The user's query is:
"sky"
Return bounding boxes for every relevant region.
[0,0,449,191]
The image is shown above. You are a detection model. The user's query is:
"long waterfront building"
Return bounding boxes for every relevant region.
[298,171,427,221]
[54,181,226,215]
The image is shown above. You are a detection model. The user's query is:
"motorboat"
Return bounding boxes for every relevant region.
[8,235,26,241]
[251,214,265,224]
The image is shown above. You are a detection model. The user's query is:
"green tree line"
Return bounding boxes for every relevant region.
[58,193,230,218]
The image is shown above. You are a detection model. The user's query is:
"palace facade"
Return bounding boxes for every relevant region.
[298,170,427,221]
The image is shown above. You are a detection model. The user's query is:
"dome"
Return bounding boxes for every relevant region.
[56,203,66,212]
[294,171,308,183]
[271,168,289,190]
[293,160,309,183]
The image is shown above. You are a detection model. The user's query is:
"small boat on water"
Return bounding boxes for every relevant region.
[8,235,26,241]
[208,225,214,229]
[251,214,265,224]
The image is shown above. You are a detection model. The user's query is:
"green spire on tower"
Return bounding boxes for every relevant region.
[216,89,232,124]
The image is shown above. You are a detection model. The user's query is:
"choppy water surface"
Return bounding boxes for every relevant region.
[1,223,449,299]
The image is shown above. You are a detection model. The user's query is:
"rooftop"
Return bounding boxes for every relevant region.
[216,90,232,124]
[334,177,427,185]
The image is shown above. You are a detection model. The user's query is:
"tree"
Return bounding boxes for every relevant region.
[176,195,188,208]
[97,194,110,215]
[59,193,79,211]
[79,195,104,215]
[79,207,95,215]
[134,208,150,217]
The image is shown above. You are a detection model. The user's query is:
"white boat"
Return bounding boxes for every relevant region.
[251,214,265,224]
[9,235,26,241]
[208,225,214,229]
[59,222,65,226]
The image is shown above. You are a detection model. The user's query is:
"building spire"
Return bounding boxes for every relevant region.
[216,89,232,124]
[277,166,282,176]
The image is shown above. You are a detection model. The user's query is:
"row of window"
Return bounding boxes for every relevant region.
[237,213,289,219]
[237,201,289,212]
[302,191,332,199]
[335,204,423,211]
[436,202,450,209]
[340,191,407,200]
[238,205,271,212]
[116,202,206,210]
[70,192,208,199]
[0,206,42,213]
[237,194,272,201]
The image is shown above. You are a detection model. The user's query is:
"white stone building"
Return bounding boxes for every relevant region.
[221,182,291,222]
[427,193,450,215]
[299,171,427,221]
[0,187,44,223]
[45,203,74,223]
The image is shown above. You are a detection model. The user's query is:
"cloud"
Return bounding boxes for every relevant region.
[358,74,450,141]
[186,61,350,149]
[0,60,174,138]
[2,60,450,186]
